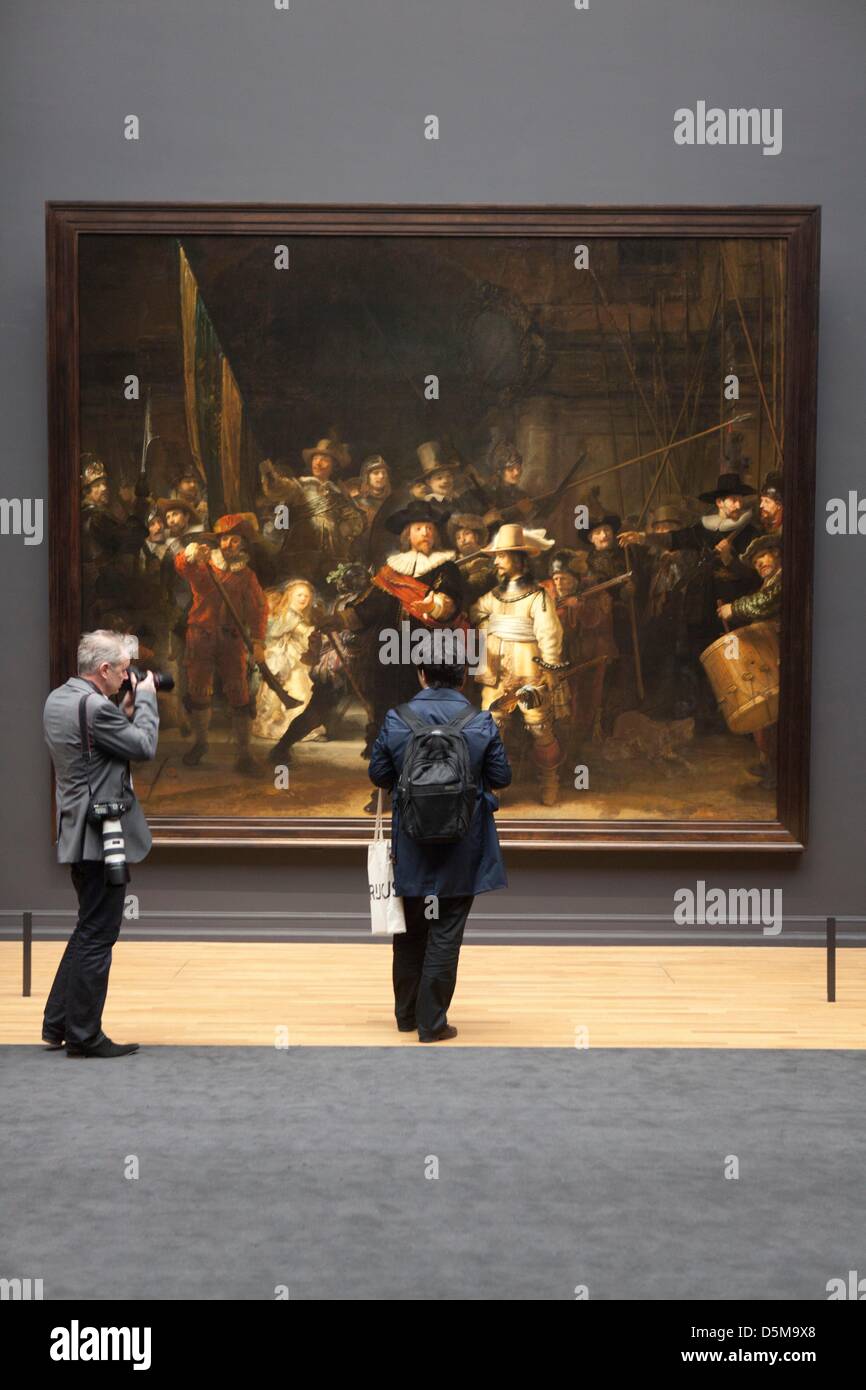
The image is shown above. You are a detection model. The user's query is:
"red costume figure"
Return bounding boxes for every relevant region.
[175,512,268,776]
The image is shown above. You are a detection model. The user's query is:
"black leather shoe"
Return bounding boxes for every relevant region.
[67,1038,140,1058]
[42,1034,64,1050]
[396,1021,416,1033]
[418,1025,458,1044]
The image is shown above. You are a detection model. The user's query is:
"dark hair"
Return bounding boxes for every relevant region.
[420,661,466,689]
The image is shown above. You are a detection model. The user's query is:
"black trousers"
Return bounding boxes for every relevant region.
[393,894,473,1039]
[272,681,339,757]
[43,861,127,1051]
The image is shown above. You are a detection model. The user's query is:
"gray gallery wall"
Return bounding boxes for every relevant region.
[1,0,864,939]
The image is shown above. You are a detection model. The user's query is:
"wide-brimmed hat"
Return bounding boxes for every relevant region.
[301,437,352,473]
[742,534,782,566]
[649,502,690,530]
[195,511,261,547]
[698,471,756,503]
[482,523,555,556]
[575,511,621,541]
[412,440,463,487]
[384,498,451,536]
[156,496,199,522]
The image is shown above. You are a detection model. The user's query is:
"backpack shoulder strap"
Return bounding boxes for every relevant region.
[447,704,479,733]
[395,703,427,735]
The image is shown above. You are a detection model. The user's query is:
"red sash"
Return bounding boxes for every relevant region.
[372,564,468,631]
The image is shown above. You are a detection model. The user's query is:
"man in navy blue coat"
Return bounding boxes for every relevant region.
[368,659,512,1042]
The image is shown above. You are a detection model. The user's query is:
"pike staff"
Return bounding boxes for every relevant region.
[201,561,303,713]
[139,387,158,479]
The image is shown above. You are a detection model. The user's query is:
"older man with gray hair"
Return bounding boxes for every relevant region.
[42,630,159,1058]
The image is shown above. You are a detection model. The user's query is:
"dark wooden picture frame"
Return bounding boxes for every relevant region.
[46,203,820,851]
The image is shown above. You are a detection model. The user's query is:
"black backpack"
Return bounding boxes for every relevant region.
[394,702,479,844]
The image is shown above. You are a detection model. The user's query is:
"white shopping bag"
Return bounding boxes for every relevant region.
[368,788,406,935]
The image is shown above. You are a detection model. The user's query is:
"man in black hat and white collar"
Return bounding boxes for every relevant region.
[717,471,784,589]
[316,498,465,770]
[624,472,758,571]
[620,472,761,633]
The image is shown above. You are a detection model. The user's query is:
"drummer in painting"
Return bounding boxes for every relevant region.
[717,534,782,791]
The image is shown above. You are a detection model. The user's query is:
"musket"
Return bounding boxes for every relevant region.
[201,562,303,712]
[496,451,589,524]
[489,654,612,713]
[529,450,588,520]
[449,453,590,566]
[460,458,496,514]
[562,569,644,697]
[575,571,633,600]
[567,414,754,496]
[452,562,636,602]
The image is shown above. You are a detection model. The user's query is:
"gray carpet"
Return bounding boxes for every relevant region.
[1,1047,863,1301]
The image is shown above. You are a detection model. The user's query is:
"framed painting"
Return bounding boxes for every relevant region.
[46,203,819,850]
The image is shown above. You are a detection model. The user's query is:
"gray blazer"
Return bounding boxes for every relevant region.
[44,676,159,864]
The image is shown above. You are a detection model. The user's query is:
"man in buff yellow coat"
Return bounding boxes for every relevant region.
[470,523,568,806]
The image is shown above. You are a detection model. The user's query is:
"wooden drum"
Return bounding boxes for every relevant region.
[700,620,780,734]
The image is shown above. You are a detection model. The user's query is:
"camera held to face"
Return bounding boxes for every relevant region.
[119,664,175,697]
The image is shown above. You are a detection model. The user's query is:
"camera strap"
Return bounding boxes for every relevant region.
[78,686,134,803]
[77,689,99,863]
[78,691,96,799]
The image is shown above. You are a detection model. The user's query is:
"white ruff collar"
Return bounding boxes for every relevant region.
[386,548,455,577]
[211,549,247,573]
[702,509,753,533]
